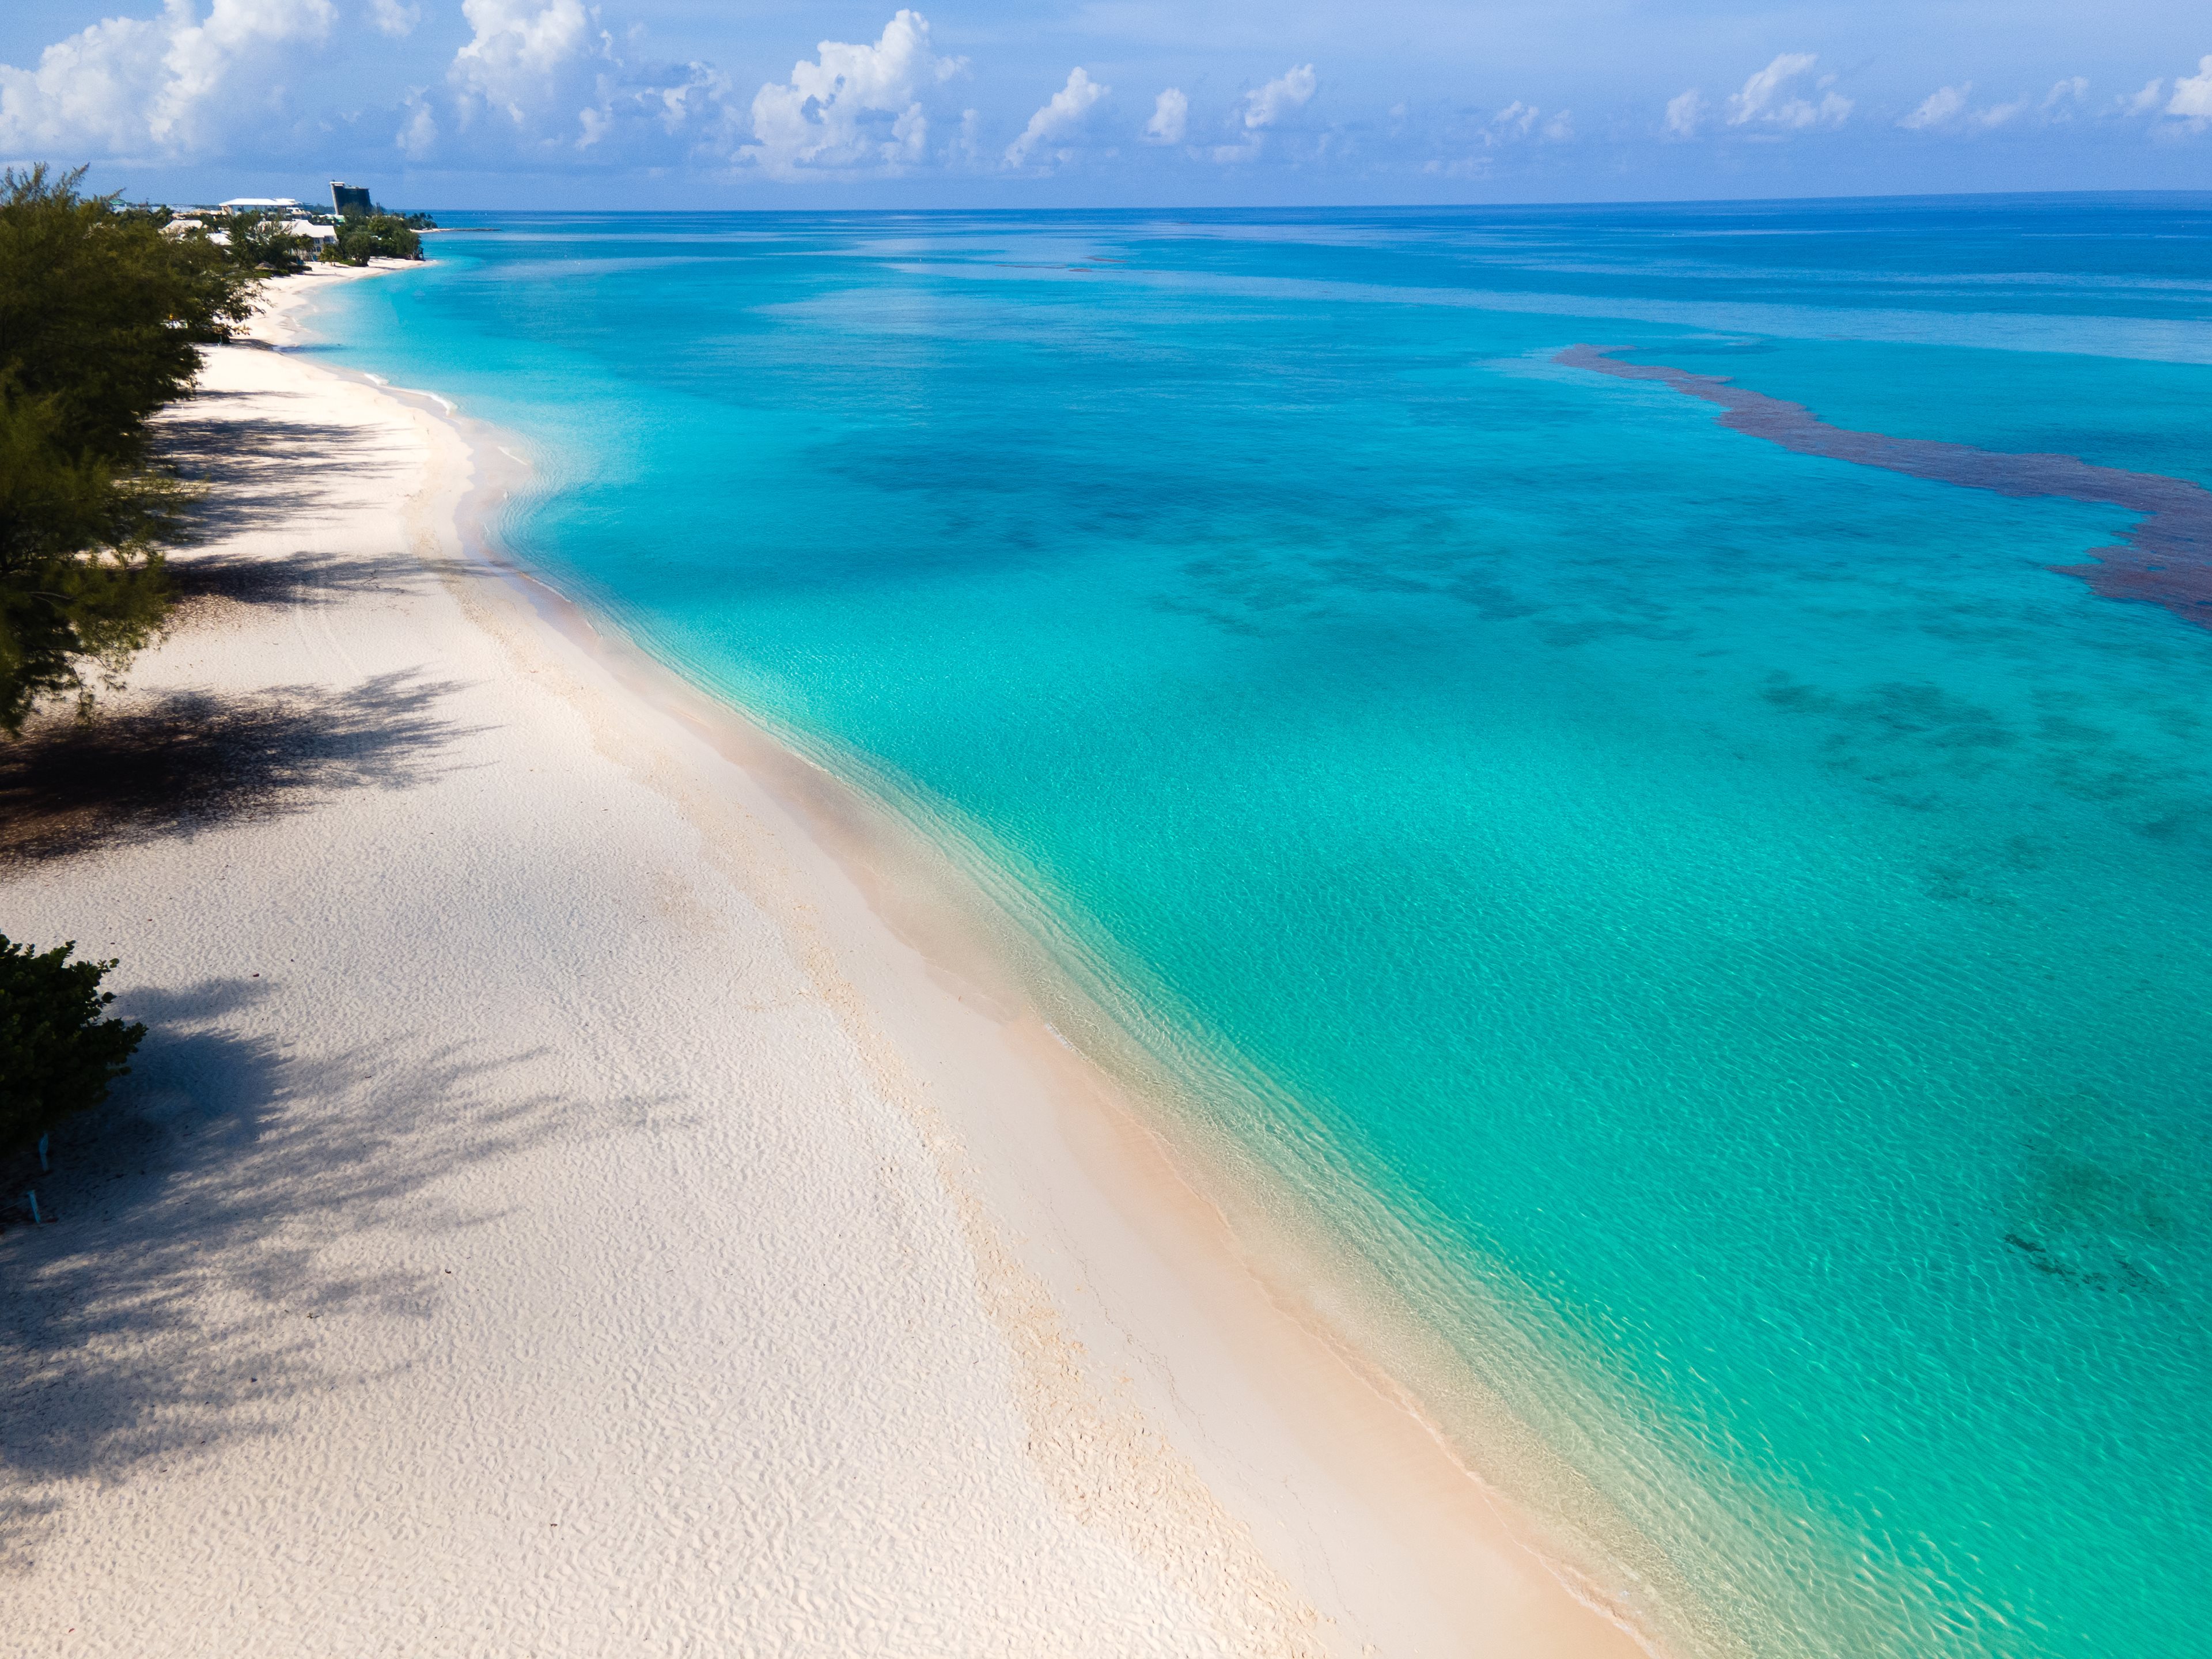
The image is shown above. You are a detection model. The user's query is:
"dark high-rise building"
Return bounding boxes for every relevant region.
[331,181,373,216]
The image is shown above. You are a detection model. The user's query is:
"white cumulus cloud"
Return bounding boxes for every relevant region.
[1900,82,2058,133]
[1005,65,1105,167]
[747,9,964,179]
[1244,63,1315,130]
[639,62,730,137]
[369,0,419,38]
[428,1,747,162]
[2169,55,2212,121]
[0,0,335,157]
[1727,52,1813,123]
[450,0,596,126]
[397,88,437,156]
[1665,88,1706,137]
[1900,84,1969,129]
[2124,78,2165,115]
[1725,52,1849,129]
[1214,63,1314,162]
[1143,86,1185,145]
[1481,100,1570,143]
[2041,76,2088,112]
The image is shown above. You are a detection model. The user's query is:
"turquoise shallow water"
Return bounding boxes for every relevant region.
[315,199,2212,1658]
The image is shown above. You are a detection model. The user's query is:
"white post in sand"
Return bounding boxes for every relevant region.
[25,1191,40,1225]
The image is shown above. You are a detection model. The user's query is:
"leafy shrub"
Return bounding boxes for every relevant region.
[0,936,145,1154]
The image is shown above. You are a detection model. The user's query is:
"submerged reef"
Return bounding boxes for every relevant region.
[1558,345,2212,631]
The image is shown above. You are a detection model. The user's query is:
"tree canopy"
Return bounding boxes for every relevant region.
[0,165,267,730]
[215,209,318,278]
[327,211,425,266]
[2,168,258,461]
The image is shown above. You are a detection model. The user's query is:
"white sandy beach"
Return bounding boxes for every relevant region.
[0,268,1653,1657]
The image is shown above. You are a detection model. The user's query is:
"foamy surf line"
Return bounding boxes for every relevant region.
[1558,344,2212,628]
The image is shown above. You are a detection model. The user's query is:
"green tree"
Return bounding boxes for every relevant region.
[214,209,316,276]
[0,936,146,1155]
[0,165,262,729]
[1,167,258,462]
[327,212,423,266]
[0,387,183,729]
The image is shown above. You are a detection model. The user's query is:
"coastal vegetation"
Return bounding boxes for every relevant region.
[325,210,425,266]
[209,208,317,275]
[321,194,433,266]
[0,165,264,732]
[0,934,144,1155]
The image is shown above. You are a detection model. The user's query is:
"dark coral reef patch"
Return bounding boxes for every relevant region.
[1558,346,2212,631]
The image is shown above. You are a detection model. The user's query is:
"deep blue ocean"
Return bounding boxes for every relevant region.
[312,198,2212,1658]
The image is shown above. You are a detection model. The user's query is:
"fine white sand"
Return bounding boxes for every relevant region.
[0,270,1654,1657]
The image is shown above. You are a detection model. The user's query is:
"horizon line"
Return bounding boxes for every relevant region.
[121,184,2212,216]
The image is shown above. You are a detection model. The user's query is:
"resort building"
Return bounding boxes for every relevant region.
[331,181,373,215]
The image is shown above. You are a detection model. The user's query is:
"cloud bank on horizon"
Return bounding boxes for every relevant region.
[1,0,2208,203]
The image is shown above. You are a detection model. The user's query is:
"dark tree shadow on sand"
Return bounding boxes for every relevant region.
[157,386,416,541]
[0,370,623,1567]
[156,384,453,626]
[2,377,485,866]
[164,547,431,628]
[0,976,662,1569]
[0,671,477,868]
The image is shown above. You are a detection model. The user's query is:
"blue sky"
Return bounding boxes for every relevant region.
[3,0,2209,207]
